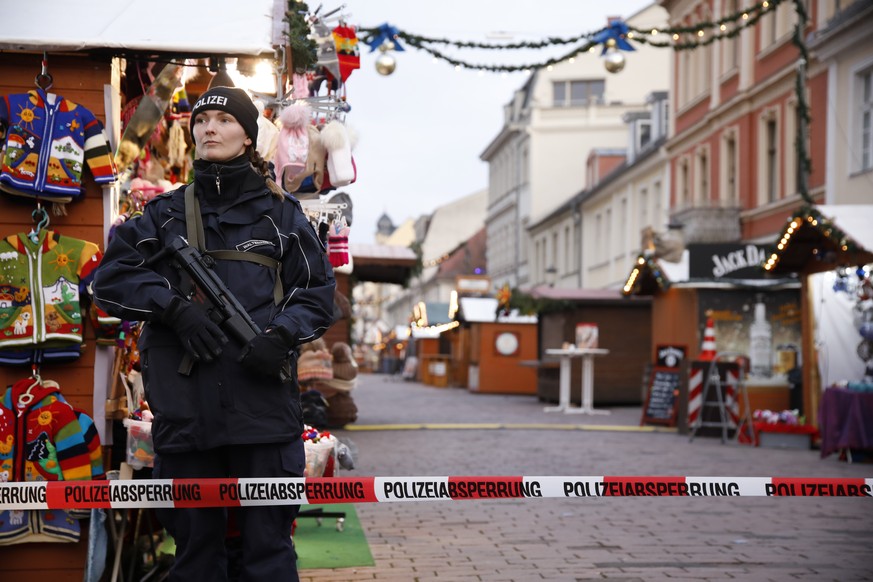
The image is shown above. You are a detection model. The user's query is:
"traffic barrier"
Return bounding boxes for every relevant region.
[1,476,871,510]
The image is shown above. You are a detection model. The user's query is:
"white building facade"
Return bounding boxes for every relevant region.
[481,2,670,290]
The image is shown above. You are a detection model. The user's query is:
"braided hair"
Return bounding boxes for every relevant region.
[247,146,285,199]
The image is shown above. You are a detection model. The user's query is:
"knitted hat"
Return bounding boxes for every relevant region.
[324,342,358,392]
[297,349,333,382]
[190,86,259,144]
[300,338,328,354]
[331,342,358,381]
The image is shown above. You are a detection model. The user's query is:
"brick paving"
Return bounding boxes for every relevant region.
[298,373,873,582]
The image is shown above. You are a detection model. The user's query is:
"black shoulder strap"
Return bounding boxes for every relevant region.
[184,184,283,305]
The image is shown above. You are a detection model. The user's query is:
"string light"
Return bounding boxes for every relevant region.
[762,207,861,272]
[622,254,671,296]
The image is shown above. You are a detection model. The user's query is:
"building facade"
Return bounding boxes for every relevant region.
[481,2,670,290]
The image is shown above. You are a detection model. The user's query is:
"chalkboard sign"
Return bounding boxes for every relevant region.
[641,366,681,426]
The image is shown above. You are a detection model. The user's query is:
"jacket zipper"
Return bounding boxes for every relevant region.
[35,92,57,193]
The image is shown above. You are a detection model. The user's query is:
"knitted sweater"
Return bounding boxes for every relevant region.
[0,230,102,354]
[0,89,117,201]
[0,378,97,544]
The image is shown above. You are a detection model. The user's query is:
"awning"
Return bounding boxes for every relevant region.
[457,297,537,324]
[0,0,283,57]
[350,243,418,285]
[763,204,873,275]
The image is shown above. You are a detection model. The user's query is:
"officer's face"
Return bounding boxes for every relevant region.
[192,110,252,162]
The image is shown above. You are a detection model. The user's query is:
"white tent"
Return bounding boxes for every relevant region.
[0,0,285,56]
[808,205,873,387]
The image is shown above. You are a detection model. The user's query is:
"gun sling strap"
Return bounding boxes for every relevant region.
[184,184,283,305]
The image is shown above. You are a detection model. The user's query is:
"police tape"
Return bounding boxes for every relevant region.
[1,476,871,510]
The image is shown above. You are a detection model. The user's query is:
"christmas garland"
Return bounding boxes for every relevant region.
[358,0,789,72]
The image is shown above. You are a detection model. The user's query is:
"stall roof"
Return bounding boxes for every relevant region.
[458,297,537,324]
[0,0,283,56]
[765,204,873,275]
[529,286,650,304]
[350,243,418,285]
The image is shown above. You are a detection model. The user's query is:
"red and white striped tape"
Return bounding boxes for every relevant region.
[1,476,871,510]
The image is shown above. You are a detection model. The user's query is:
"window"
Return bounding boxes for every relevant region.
[860,69,873,172]
[553,79,605,107]
[595,213,603,257]
[639,188,649,229]
[653,181,662,227]
[552,232,559,275]
[723,132,738,206]
[564,226,571,271]
[679,158,690,208]
[785,99,799,196]
[766,118,778,202]
[697,148,709,204]
[638,120,652,150]
[619,198,627,253]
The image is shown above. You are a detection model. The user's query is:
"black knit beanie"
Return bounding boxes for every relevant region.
[190,86,259,144]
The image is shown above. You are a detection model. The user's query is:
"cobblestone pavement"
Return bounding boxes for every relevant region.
[298,373,873,582]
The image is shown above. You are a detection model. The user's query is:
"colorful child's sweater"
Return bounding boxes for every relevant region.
[0,229,102,362]
[0,377,102,544]
[0,89,117,201]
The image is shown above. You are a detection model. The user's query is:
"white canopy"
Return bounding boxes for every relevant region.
[0,0,285,56]
[816,204,873,253]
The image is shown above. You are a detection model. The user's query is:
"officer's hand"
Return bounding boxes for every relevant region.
[239,326,295,379]
[161,296,227,362]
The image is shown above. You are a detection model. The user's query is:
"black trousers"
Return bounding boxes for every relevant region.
[153,441,305,582]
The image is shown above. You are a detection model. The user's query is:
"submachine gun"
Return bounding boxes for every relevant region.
[149,236,291,382]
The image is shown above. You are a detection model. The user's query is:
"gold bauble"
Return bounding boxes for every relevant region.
[603,50,626,74]
[376,53,397,76]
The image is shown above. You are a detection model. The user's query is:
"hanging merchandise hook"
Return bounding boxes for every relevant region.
[35,52,54,91]
[29,202,50,243]
[17,366,42,409]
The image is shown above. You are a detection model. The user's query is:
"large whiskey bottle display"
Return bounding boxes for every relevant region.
[749,296,773,377]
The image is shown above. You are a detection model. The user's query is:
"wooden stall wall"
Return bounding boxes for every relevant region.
[651,288,699,360]
[0,52,115,581]
[474,322,537,395]
[539,300,652,405]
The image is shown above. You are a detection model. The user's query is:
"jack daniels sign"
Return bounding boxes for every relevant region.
[688,243,774,280]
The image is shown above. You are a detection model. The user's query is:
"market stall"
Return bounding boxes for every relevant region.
[451,296,538,394]
[762,204,873,449]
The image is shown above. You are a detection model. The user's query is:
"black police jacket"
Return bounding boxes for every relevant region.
[93,173,336,454]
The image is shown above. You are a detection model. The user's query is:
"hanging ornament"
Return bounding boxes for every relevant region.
[603,48,626,73]
[375,42,397,76]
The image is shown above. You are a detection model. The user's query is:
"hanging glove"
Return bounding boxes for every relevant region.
[239,326,295,379]
[161,296,228,362]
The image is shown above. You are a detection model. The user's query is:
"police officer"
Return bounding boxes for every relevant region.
[93,86,336,581]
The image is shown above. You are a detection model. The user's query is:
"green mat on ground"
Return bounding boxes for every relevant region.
[294,504,374,570]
